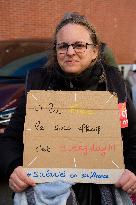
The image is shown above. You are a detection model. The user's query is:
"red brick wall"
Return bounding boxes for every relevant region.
[0,0,136,64]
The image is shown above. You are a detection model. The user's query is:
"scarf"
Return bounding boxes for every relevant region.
[13,182,133,205]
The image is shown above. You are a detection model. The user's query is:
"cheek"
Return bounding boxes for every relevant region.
[57,54,64,66]
[81,55,93,67]
[85,50,97,64]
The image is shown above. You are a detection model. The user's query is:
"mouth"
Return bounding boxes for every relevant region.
[65,60,79,64]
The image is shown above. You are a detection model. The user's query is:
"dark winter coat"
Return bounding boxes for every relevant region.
[0,62,136,204]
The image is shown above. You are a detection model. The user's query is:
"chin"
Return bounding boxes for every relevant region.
[62,66,82,74]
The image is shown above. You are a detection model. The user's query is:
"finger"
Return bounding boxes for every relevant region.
[121,170,136,191]
[132,186,136,194]
[9,180,27,192]
[9,170,29,192]
[122,178,135,192]
[9,174,28,192]
[115,170,130,187]
[14,166,35,186]
[128,187,135,195]
[128,183,136,194]
[9,166,36,192]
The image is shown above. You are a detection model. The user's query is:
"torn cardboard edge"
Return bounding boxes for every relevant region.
[24,168,124,184]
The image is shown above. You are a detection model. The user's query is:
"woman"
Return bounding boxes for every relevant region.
[1,13,136,205]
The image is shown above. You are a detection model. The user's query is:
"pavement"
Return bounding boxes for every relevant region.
[0,179,13,205]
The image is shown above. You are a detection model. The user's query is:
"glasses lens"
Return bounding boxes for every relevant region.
[56,43,68,54]
[74,43,86,53]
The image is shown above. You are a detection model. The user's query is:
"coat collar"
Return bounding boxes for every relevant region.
[53,62,103,91]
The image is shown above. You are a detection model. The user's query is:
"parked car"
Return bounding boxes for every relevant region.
[0,51,47,133]
[0,77,25,132]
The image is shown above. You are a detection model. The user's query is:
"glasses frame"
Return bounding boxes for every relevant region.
[55,42,94,55]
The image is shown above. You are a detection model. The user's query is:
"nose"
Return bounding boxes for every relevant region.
[66,45,76,55]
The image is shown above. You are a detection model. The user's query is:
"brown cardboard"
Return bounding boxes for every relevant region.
[23,91,125,183]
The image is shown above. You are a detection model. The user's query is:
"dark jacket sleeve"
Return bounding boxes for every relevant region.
[0,68,48,178]
[0,91,26,178]
[122,94,136,174]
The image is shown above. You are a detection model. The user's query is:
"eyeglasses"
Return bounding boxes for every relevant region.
[55,42,94,55]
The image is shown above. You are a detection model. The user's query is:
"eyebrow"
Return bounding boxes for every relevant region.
[57,41,87,44]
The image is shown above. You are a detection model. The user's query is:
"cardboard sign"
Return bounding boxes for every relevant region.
[23,91,125,183]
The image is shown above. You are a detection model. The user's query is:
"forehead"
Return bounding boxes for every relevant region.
[56,23,91,43]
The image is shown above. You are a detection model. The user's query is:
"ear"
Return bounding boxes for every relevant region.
[92,46,99,61]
